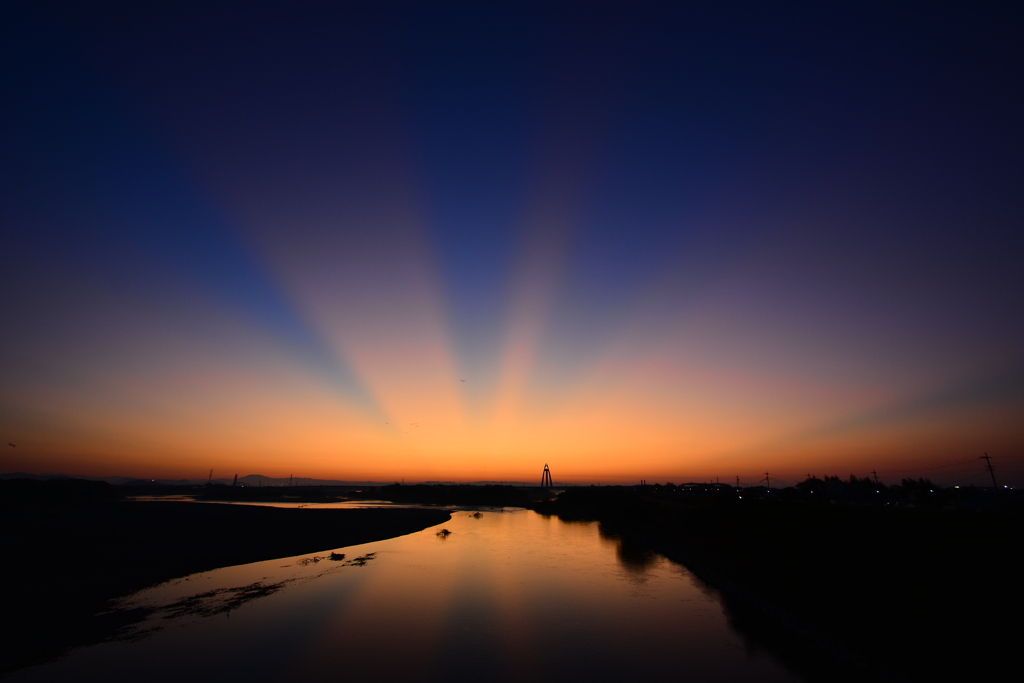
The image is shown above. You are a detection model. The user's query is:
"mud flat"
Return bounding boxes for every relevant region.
[0,480,450,674]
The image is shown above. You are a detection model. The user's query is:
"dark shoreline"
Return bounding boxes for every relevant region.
[536,487,1022,683]
[1,481,450,676]
[7,479,1018,681]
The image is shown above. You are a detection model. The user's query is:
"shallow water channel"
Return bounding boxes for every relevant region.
[14,505,801,682]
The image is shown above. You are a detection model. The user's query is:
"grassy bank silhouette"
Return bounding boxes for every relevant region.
[541,482,1022,682]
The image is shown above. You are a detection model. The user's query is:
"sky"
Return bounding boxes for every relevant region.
[2,2,1023,486]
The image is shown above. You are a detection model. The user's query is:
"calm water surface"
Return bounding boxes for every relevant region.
[15,507,801,682]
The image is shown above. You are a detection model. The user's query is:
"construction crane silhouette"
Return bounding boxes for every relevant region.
[541,463,553,488]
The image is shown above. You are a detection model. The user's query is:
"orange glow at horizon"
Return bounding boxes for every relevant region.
[4,235,1022,486]
[3,116,1023,489]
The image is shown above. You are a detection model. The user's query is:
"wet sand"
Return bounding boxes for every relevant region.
[1,498,450,674]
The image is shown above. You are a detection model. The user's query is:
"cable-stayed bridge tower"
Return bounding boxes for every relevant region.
[541,463,553,488]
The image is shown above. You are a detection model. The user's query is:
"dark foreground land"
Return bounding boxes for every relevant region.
[0,479,450,675]
[537,485,1023,683]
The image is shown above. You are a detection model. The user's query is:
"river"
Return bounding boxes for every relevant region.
[11,505,801,682]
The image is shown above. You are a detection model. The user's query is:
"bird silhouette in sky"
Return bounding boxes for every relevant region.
[460,379,466,383]
[7,443,14,448]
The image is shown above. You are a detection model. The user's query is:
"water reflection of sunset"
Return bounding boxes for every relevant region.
[10,510,790,682]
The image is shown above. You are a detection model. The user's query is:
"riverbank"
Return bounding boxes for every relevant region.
[351,483,535,506]
[0,479,451,675]
[541,486,1022,683]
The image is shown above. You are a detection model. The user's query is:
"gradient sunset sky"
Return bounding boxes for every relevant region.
[2,2,1022,486]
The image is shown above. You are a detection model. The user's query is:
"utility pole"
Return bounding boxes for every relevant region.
[233,474,238,487]
[871,470,879,485]
[736,476,740,488]
[764,472,771,490]
[980,453,998,488]
[207,469,213,486]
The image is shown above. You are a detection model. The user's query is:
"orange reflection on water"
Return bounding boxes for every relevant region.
[10,508,801,683]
